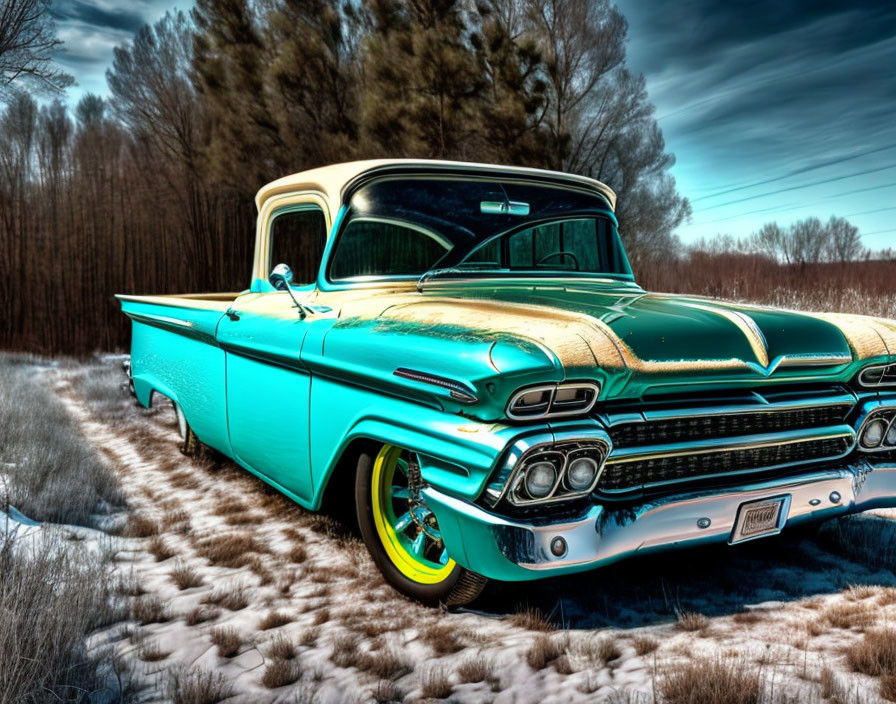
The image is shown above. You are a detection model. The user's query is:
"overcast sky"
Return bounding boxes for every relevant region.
[49,0,896,247]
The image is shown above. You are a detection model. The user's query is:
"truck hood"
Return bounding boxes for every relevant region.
[329,282,896,408]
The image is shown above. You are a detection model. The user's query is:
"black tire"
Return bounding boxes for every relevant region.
[354,447,487,607]
[173,400,201,457]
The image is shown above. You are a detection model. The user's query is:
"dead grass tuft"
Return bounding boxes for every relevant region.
[184,605,219,626]
[574,636,621,665]
[288,544,308,564]
[457,655,492,683]
[330,632,362,668]
[170,560,203,590]
[527,633,569,670]
[210,627,242,658]
[124,514,160,538]
[422,622,469,655]
[732,610,763,625]
[676,611,709,632]
[632,635,659,656]
[846,628,896,677]
[510,607,555,632]
[266,633,296,660]
[356,645,412,680]
[659,657,761,704]
[203,586,249,611]
[194,534,266,568]
[261,658,302,689]
[148,536,176,562]
[132,595,168,624]
[420,664,453,699]
[259,610,293,631]
[814,601,875,633]
[166,666,234,704]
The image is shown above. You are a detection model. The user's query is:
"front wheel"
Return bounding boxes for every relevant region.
[172,400,200,457]
[355,444,487,606]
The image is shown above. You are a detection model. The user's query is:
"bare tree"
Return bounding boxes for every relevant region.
[0,0,71,96]
[826,215,863,262]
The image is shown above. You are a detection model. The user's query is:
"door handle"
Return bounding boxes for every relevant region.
[225,308,240,321]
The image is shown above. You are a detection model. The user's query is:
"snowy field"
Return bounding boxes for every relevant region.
[4,354,896,703]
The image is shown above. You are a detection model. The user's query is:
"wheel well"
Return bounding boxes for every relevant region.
[318,437,379,524]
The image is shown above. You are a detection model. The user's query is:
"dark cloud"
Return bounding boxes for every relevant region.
[618,0,896,242]
[51,0,147,34]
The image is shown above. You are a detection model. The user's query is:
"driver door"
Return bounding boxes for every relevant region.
[217,203,327,503]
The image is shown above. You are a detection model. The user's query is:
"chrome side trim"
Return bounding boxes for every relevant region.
[393,368,478,404]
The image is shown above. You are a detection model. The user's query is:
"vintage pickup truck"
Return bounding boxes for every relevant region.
[119,159,896,605]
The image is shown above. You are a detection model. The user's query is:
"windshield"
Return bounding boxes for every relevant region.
[326,176,632,284]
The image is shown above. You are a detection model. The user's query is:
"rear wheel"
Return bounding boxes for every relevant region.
[172,400,200,457]
[355,443,487,606]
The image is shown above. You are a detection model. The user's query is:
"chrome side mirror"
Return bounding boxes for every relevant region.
[269,263,293,291]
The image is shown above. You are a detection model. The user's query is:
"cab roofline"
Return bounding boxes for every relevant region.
[254,159,617,212]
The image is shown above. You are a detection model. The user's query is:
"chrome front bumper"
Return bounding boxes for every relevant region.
[422,459,896,579]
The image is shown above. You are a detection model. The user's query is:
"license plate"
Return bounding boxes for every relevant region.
[730,497,786,544]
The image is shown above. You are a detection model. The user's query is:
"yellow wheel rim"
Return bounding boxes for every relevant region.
[370,444,455,584]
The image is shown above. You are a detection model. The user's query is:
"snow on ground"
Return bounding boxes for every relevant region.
[34,359,896,702]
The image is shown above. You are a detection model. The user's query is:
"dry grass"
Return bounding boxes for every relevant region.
[194,533,266,568]
[266,633,296,660]
[166,667,234,704]
[658,657,762,704]
[420,664,453,699]
[132,594,169,624]
[676,611,710,632]
[203,586,249,611]
[457,655,493,683]
[123,513,160,538]
[0,533,127,704]
[573,636,622,666]
[288,544,308,564]
[509,607,555,632]
[846,628,896,677]
[732,610,763,625]
[526,633,569,670]
[422,622,469,655]
[0,357,126,527]
[811,601,875,634]
[210,626,242,658]
[261,659,302,688]
[137,639,170,662]
[331,632,362,668]
[259,610,293,631]
[355,645,412,680]
[148,535,176,562]
[632,635,659,656]
[170,560,203,590]
[185,605,219,626]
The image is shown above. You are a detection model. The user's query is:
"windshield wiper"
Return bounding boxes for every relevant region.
[416,265,498,291]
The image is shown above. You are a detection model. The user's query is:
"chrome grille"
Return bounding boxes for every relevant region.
[610,405,852,448]
[596,385,857,496]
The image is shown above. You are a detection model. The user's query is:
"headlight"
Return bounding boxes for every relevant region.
[566,456,598,491]
[506,441,608,506]
[858,409,896,452]
[862,419,887,448]
[524,461,557,498]
[507,382,599,420]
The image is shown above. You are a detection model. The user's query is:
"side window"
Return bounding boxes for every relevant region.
[329,219,451,280]
[268,207,327,285]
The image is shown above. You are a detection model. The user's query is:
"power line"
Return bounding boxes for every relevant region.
[689,181,896,229]
[694,164,896,213]
[693,143,896,202]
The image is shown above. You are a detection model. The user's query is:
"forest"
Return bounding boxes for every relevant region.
[0,0,889,355]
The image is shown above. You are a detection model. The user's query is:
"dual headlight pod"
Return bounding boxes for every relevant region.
[859,409,896,452]
[509,442,608,506]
